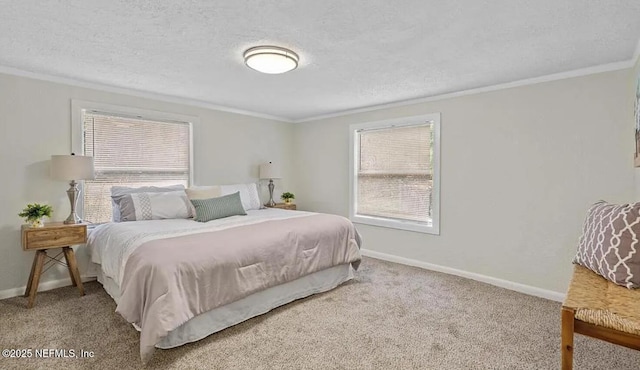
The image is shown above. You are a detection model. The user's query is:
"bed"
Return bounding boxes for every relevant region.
[87,208,362,362]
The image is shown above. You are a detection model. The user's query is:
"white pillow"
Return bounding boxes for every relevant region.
[185,186,222,200]
[220,183,262,211]
[111,184,186,222]
[112,190,192,221]
[185,186,222,216]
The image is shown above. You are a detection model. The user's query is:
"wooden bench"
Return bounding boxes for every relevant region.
[561,264,640,369]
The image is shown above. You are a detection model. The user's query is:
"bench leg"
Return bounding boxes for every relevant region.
[561,306,575,370]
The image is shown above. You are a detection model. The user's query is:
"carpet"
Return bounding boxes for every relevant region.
[1,257,638,369]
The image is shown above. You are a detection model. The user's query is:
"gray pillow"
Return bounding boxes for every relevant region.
[574,201,640,288]
[112,190,192,222]
[111,184,186,222]
[190,192,247,222]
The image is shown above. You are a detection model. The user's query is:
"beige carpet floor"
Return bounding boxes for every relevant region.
[1,257,639,369]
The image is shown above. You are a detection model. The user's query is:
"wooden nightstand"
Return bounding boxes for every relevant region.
[21,222,87,308]
[266,203,297,210]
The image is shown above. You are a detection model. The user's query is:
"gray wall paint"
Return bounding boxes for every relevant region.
[0,67,635,298]
[633,56,640,198]
[0,72,295,293]
[293,69,634,294]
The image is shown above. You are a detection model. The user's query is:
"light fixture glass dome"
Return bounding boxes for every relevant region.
[243,46,299,74]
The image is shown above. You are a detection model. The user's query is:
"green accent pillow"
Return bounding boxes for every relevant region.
[190,192,247,222]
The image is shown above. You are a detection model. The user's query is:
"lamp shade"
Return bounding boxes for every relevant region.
[259,162,282,179]
[51,154,95,181]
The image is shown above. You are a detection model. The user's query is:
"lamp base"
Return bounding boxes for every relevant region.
[264,179,276,207]
[63,214,83,224]
[64,180,83,224]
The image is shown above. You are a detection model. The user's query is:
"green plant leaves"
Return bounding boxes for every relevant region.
[18,203,53,221]
[280,192,295,200]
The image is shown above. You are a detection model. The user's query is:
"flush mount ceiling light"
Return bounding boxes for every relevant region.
[243,46,299,74]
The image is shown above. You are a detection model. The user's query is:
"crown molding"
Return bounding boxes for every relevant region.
[0,64,293,123]
[1,54,636,125]
[295,60,634,123]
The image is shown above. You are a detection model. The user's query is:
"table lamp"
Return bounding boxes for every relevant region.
[51,153,95,224]
[259,161,282,207]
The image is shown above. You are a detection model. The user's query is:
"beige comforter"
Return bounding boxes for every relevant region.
[115,213,362,362]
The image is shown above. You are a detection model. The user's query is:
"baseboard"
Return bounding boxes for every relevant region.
[2,253,565,302]
[360,249,566,302]
[0,276,97,300]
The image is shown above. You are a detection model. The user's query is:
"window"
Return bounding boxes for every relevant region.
[349,114,440,234]
[72,101,194,223]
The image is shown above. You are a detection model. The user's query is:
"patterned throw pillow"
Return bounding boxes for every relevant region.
[111,190,193,222]
[190,192,247,222]
[110,184,186,222]
[574,201,640,288]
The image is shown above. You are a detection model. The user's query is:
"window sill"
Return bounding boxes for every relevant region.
[351,214,439,235]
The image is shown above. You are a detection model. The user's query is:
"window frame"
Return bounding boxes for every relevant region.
[349,113,441,235]
[71,100,197,221]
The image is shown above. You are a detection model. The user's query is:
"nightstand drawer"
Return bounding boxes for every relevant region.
[23,225,87,250]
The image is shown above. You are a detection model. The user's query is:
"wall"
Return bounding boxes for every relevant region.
[0,72,295,295]
[293,69,634,295]
[0,67,634,300]
[633,55,640,198]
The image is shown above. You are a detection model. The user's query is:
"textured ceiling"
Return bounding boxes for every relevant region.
[1,1,639,121]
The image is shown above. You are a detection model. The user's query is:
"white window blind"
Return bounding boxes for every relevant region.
[82,111,191,223]
[357,124,433,222]
[350,114,440,234]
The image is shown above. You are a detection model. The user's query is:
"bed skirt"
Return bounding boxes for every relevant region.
[93,262,354,349]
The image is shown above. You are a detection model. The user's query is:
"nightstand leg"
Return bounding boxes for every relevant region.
[27,251,46,308]
[63,247,84,296]
[24,252,39,297]
[65,250,77,287]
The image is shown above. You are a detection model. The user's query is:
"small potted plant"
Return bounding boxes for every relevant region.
[280,192,295,205]
[19,203,53,228]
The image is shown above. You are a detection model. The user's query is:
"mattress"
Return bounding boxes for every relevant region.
[88,208,316,288]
